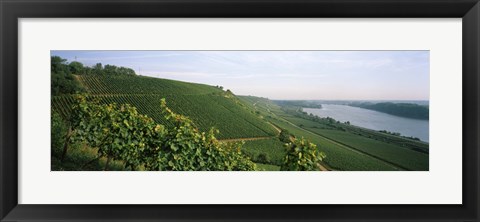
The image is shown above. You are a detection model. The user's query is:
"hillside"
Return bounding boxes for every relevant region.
[51,74,429,171]
[52,75,277,140]
[349,102,429,120]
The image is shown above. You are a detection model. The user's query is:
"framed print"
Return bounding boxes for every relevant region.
[1,0,479,221]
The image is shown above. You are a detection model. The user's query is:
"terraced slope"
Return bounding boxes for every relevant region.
[52,75,277,139]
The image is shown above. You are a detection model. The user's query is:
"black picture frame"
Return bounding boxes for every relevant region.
[1,0,479,221]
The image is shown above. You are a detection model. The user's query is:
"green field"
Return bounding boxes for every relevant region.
[304,128,428,170]
[266,116,399,171]
[241,138,286,166]
[271,113,428,170]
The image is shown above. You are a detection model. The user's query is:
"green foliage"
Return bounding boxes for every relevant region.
[69,61,85,74]
[51,110,68,158]
[51,56,84,95]
[241,138,286,165]
[279,129,294,143]
[256,153,270,164]
[281,137,326,171]
[70,95,159,169]
[102,64,136,76]
[68,95,256,171]
[51,56,71,74]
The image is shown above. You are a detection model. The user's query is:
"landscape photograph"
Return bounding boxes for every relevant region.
[51,50,429,171]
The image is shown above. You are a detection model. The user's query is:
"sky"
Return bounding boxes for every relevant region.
[51,50,429,100]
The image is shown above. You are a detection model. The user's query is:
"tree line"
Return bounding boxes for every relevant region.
[349,102,429,120]
[51,56,136,96]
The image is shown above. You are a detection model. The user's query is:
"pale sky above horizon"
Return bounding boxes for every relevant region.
[51,50,429,100]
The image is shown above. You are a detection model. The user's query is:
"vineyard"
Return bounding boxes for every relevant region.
[78,75,222,95]
[53,75,277,140]
[305,128,428,170]
[51,56,334,171]
[51,63,428,171]
[241,138,287,166]
[266,116,399,171]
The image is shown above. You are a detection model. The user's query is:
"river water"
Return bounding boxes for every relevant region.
[303,104,429,142]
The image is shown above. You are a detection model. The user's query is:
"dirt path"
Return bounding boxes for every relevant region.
[318,163,329,171]
[267,122,281,134]
[73,75,88,89]
[252,100,281,135]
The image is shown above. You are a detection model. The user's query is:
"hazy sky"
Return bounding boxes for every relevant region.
[51,50,429,100]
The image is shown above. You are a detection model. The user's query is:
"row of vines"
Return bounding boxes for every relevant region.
[78,75,222,95]
[53,94,276,140]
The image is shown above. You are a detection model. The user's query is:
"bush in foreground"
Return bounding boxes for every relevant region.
[281,137,326,171]
[68,95,256,171]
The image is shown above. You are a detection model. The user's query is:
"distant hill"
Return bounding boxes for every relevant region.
[272,100,323,109]
[349,102,429,120]
[52,75,277,139]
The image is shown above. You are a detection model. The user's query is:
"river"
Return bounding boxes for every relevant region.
[303,104,429,142]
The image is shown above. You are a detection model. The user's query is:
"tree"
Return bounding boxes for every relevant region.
[94,63,103,70]
[104,64,117,75]
[92,63,103,75]
[69,61,85,74]
[118,67,136,75]
[51,56,70,74]
[51,56,84,95]
[280,137,326,171]
[279,129,294,143]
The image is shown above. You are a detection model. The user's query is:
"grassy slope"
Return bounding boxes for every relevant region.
[53,75,277,139]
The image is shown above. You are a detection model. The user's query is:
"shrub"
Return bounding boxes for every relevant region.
[280,137,326,171]
[256,153,270,164]
[51,110,68,158]
[279,129,294,143]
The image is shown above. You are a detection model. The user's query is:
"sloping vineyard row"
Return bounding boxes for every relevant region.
[307,128,428,170]
[78,75,222,95]
[52,94,274,139]
[209,95,278,136]
[267,116,399,171]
